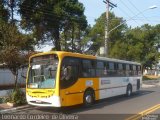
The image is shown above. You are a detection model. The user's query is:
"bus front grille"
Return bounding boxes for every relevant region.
[30,101,52,104]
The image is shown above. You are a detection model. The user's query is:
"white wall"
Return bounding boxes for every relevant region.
[0,68,26,85]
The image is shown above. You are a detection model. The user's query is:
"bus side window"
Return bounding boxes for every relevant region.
[82,60,96,77]
[137,65,142,76]
[129,64,132,76]
[133,65,137,76]
[83,68,89,77]
[108,62,115,76]
[126,64,130,76]
[104,62,108,76]
[96,61,105,77]
[117,63,123,76]
[61,66,73,80]
[60,57,79,89]
[82,60,90,77]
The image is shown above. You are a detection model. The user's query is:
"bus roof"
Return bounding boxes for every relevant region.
[30,51,141,65]
[30,51,96,60]
[97,57,141,65]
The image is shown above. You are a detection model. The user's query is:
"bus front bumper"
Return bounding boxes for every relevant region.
[26,95,61,107]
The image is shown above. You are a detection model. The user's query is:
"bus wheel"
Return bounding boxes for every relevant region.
[83,90,94,106]
[126,85,132,97]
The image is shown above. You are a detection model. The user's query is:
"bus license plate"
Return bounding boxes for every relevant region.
[36,100,42,103]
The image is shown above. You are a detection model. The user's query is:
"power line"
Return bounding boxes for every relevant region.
[7,2,146,27]
[17,3,104,25]
[119,0,137,15]
[18,6,89,25]
[3,2,159,28]
[15,3,89,25]
[18,3,147,29]
[119,0,136,14]
[131,18,160,22]
[19,2,95,19]
[119,0,143,26]
[127,0,150,23]
[116,6,141,26]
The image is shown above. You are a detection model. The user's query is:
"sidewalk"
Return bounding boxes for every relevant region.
[0,103,17,114]
[142,84,156,88]
[0,103,32,114]
[0,103,12,110]
[142,80,160,88]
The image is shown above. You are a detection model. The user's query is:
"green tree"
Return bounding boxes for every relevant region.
[0,0,9,22]
[124,24,159,69]
[19,0,87,51]
[85,11,159,70]
[60,15,88,52]
[84,12,127,55]
[0,21,34,88]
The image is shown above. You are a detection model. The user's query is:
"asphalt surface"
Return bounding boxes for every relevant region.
[1,86,160,120]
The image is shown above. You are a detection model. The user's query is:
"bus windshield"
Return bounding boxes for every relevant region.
[27,54,58,89]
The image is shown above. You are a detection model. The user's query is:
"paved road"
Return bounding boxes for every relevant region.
[2,87,160,120]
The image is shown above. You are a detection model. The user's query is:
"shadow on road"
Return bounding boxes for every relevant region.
[35,89,154,114]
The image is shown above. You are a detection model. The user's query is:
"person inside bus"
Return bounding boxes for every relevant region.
[61,65,73,81]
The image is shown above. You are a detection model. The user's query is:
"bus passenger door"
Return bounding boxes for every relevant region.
[60,57,80,106]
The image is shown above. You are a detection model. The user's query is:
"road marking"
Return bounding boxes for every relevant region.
[0,105,37,114]
[0,108,17,114]
[126,104,160,120]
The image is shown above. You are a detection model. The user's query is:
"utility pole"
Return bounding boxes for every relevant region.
[103,0,117,57]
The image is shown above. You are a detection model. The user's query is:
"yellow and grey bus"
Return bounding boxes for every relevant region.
[26,51,142,107]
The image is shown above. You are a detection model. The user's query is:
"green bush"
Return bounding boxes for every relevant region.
[142,75,160,81]
[142,76,153,81]
[0,97,5,103]
[5,87,26,105]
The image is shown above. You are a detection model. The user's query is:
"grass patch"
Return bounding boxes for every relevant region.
[143,75,160,81]
[0,97,5,104]
[5,87,27,105]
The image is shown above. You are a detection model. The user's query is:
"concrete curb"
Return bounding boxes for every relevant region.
[142,80,160,88]
[0,107,17,114]
[143,80,160,84]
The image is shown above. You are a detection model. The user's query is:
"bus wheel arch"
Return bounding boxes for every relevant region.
[83,88,95,106]
[126,84,132,97]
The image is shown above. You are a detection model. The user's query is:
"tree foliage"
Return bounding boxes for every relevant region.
[0,0,9,22]
[0,21,34,87]
[19,0,87,51]
[108,24,159,69]
[87,12,160,69]
[1,0,160,74]
[84,12,127,55]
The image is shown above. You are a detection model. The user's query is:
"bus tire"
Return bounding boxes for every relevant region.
[126,84,132,97]
[83,90,95,107]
